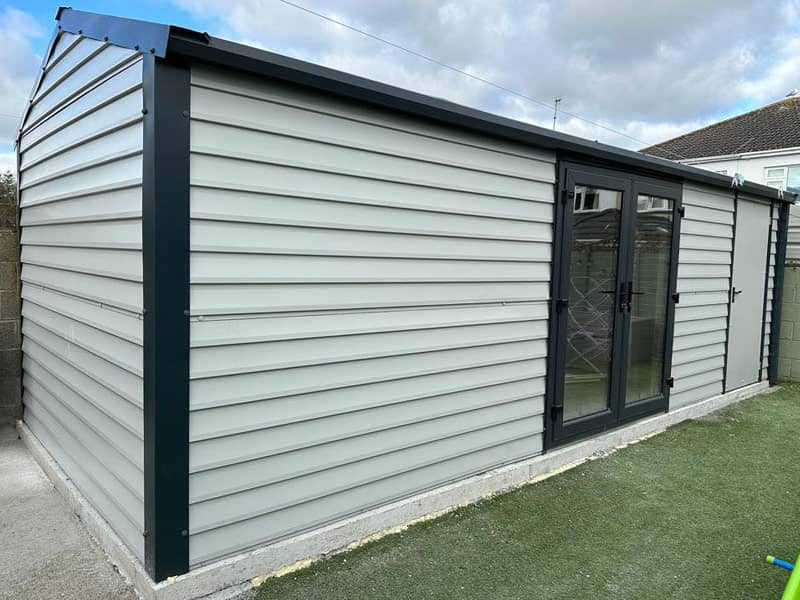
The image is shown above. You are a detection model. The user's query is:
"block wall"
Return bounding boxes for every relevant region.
[778,263,800,381]
[0,188,20,423]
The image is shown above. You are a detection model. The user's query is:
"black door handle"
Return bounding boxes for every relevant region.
[732,287,743,302]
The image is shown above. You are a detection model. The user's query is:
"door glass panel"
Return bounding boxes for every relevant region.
[563,186,622,421]
[625,194,674,404]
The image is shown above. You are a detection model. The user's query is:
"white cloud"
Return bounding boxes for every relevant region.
[0,152,15,174]
[0,7,45,151]
[170,0,800,149]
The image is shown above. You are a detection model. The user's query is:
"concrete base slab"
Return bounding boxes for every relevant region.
[18,380,772,600]
[0,424,137,600]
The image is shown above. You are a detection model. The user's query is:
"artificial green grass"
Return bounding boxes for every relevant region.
[256,386,800,599]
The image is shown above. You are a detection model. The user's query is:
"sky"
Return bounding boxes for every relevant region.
[2,0,799,173]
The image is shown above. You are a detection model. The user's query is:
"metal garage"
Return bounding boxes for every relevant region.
[14,8,795,598]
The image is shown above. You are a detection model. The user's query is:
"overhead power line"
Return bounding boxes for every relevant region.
[274,0,687,161]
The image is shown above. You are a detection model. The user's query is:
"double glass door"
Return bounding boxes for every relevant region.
[549,163,681,445]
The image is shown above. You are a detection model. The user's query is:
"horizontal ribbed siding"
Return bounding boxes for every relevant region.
[19,32,144,561]
[188,64,554,565]
[671,184,733,408]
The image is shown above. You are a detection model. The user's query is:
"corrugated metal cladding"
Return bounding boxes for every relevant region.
[671,186,777,406]
[18,32,145,560]
[671,184,735,408]
[187,64,556,565]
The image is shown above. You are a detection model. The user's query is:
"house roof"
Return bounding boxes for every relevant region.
[641,97,800,160]
[25,7,795,204]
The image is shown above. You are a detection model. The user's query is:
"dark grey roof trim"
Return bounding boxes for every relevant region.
[53,7,795,204]
[58,7,173,56]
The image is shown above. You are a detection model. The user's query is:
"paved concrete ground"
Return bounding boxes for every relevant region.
[0,424,137,600]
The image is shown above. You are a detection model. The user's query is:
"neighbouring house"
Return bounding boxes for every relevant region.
[642,98,800,380]
[640,97,800,255]
[14,8,796,600]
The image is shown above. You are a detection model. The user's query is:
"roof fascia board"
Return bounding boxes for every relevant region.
[166,33,794,204]
[57,7,171,57]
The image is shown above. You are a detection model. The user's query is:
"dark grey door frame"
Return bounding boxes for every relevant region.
[545,161,682,448]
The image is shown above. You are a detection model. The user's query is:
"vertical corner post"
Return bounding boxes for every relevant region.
[142,53,191,581]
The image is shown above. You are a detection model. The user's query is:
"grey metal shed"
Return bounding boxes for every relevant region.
[15,8,796,599]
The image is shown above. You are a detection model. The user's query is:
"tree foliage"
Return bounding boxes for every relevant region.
[0,171,15,206]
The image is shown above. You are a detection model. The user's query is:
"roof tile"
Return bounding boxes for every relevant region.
[641,97,800,159]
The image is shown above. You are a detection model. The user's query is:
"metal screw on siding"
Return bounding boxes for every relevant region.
[150,48,156,54]
[142,108,148,115]
[182,110,189,118]
[104,36,109,42]
[181,529,188,537]
[134,44,140,51]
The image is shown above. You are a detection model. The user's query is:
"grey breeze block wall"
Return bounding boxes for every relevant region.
[778,263,800,381]
[18,32,145,561]
[779,202,800,381]
[0,179,20,423]
[186,64,556,566]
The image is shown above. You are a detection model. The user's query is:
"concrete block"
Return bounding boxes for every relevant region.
[779,339,800,361]
[0,232,16,262]
[781,320,795,341]
[0,291,19,320]
[783,284,796,303]
[791,360,800,382]
[0,320,19,349]
[0,205,16,231]
[0,402,20,423]
[0,349,20,377]
[0,262,17,289]
[778,358,792,379]
[781,302,800,323]
[783,268,800,289]
[0,374,20,402]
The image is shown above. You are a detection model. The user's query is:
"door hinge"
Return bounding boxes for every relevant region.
[672,292,680,303]
[555,298,569,313]
[677,206,685,218]
[666,376,675,388]
[561,189,575,205]
[550,405,562,421]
